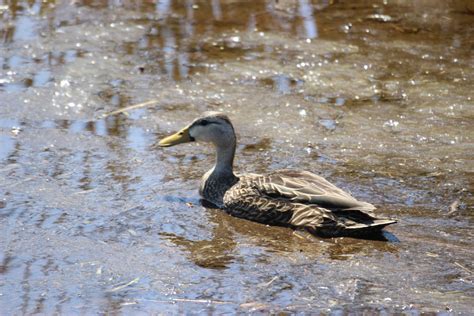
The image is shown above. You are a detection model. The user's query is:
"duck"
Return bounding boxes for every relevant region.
[159,112,396,237]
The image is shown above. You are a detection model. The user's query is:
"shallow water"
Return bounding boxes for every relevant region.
[1,0,473,314]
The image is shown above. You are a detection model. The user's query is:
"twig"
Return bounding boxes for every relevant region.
[454,262,473,275]
[292,230,317,242]
[101,99,160,118]
[292,231,307,240]
[447,199,460,215]
[73,188,98,195]
[136,298,233,305]
[0,165,18,173]
[106,277,140,292]
[173,298,230,304]
[5,177,34,188]
[260,276,278,287]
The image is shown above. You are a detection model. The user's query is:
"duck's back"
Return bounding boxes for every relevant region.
[223,169,396,237]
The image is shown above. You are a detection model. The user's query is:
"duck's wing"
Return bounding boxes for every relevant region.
[223,174,340,229]
[223,172,395,237]
[256,169,376,213]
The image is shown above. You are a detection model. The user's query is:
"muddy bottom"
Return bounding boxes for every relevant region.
[1,0,473,314]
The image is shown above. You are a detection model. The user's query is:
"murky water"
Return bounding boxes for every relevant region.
[1,0,473,314]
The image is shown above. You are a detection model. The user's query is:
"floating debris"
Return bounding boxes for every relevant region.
[454,262,473,275]
[366,14,400,23]
[319,118,337,131]
[383,119,401,133]
[446,199,461,216]
[101,100,160,118]
[11,127,21,136]
[240,302,271,311]
[106,277,140,293]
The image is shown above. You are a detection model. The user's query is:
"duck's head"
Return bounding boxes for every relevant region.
[159,112,236,148]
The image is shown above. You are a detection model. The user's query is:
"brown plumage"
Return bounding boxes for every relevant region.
[159,112,396,237]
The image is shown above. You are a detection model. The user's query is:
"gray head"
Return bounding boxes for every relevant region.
[159,112,236,148]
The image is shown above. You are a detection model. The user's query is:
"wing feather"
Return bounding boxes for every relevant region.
[259,170,375,213]
[223,171,395,236]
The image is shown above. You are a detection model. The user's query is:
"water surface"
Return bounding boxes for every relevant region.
[1,0,473,314]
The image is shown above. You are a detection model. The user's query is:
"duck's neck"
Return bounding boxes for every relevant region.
[201,140,238,207]
[213,142,236,176]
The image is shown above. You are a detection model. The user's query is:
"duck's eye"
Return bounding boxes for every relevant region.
[200,120,209,126]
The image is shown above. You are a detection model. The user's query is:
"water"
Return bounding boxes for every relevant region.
[1,0,473,314]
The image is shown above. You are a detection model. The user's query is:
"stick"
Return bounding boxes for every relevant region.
[454,262,473,274]
[260,276,278,287]
[101,100,160,118]
[136,298,232,305]
[172,298,231,304]
[447,199,460,215]
[106,277,140,292]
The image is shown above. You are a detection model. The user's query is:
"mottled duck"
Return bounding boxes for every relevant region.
[159,112,396,237]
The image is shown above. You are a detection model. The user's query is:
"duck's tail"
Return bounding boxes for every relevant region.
[312,218,396,238]
[342,218,397,236]
[311,208,397,238]
[289,205,396,238]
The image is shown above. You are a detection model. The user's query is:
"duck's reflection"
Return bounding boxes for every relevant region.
[160,201,237,269]
[161,200,399,269]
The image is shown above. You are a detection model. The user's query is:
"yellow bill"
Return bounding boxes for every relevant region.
[159,126,194,147]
